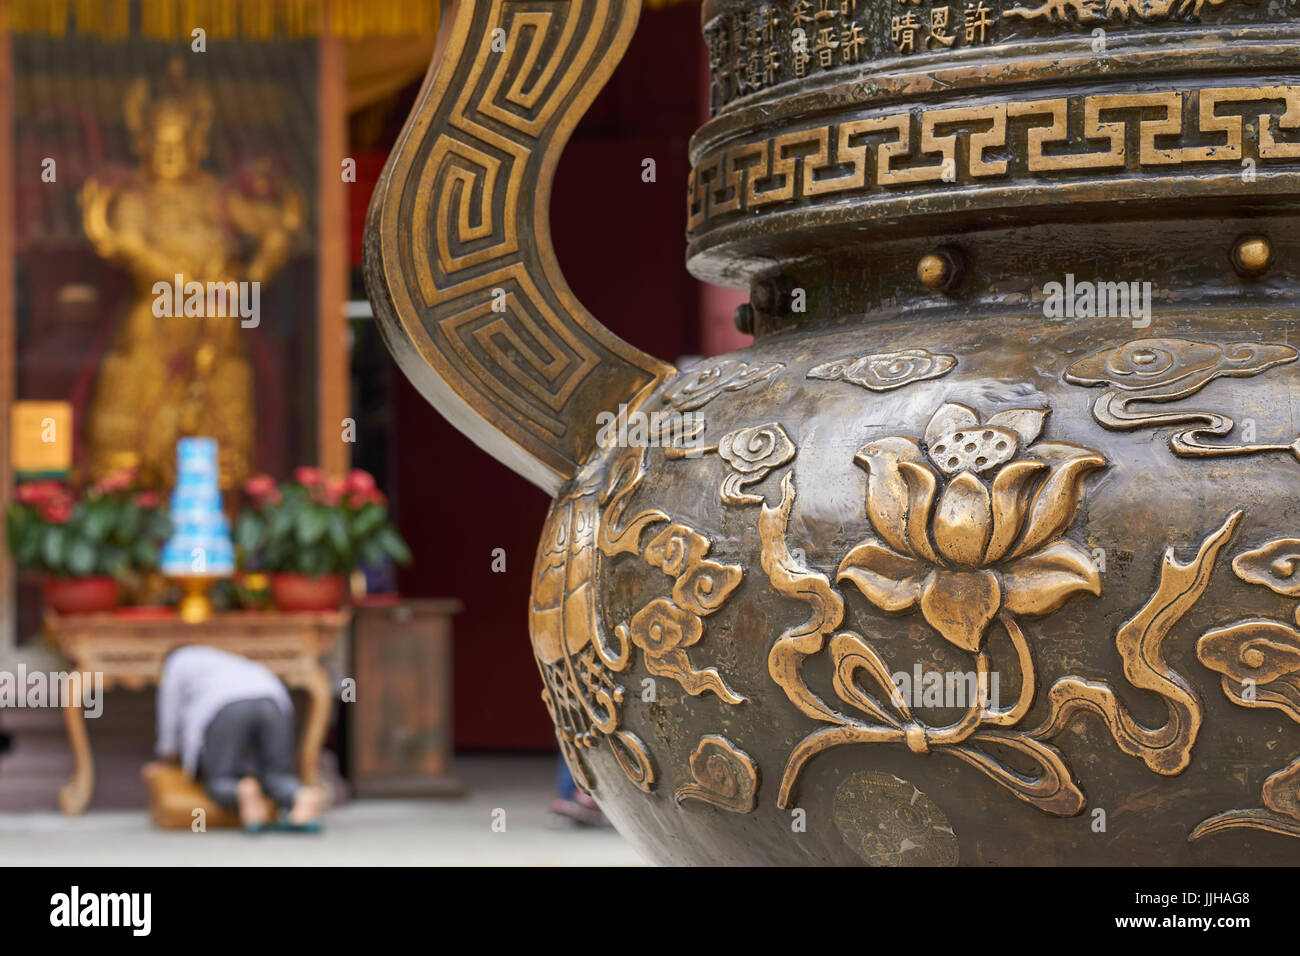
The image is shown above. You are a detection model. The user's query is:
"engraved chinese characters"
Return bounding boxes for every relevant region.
[704,0,1002,112]
[703,0,1259,115]
[704,2,873,112]
[890,0,995,56]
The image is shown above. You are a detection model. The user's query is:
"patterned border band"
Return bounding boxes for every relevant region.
[687,85,1300,239]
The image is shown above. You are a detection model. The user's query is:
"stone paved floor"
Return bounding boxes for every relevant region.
[0,755,646,866]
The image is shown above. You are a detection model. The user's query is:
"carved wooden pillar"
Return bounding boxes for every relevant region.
[0,19,13,650]
[317,2,350,478]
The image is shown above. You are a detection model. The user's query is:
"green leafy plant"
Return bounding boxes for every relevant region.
[235,468,412,576]
[5,472,172,578]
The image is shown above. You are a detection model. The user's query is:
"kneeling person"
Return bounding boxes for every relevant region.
[156,645,323,830]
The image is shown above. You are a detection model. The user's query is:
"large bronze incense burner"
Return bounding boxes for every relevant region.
[366,0,1300,864]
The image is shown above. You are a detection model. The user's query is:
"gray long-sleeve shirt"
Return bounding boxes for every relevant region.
[156,646,293,776]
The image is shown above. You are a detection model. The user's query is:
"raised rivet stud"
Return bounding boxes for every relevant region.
[750,279,778,313]
[750,275,795,318]
[1232,235,1272,278]
[917,247,963,292]
[733,303,755,335]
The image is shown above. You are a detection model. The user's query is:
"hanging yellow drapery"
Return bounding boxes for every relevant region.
[0,0,441,40]
[1,0,699,40]
[1,0,698,114]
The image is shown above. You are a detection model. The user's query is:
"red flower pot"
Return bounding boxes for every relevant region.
[270,573,346,611]
[42,576,121,615]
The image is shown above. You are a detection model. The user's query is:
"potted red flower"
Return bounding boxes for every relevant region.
[5,471,172,614]
[235,468,411,611]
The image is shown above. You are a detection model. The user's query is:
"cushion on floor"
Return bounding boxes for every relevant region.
[141,762,243,830]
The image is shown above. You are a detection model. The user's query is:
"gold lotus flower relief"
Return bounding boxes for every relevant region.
[838,402,1106,653]
[753,394,1233,816]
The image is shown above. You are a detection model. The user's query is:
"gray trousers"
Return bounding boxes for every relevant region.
[199,697,301,809]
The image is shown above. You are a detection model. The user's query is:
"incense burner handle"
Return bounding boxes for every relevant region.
[365,0,673,494]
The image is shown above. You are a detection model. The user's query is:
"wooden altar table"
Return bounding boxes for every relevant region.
[44,609,350,815]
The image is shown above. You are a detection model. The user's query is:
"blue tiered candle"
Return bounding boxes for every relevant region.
[162,438,234,621]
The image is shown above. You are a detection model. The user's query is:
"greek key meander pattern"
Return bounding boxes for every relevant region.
[386,0,668,484]
[421,1,622,442]
[688,86,1300,230]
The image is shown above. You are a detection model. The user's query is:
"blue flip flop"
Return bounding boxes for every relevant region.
[271,818,322,833]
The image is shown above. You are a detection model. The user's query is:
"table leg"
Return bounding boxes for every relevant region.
[58,699,94,815]
[299,663,332,785]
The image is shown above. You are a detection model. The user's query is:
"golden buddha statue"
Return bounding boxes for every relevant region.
[81,60,303,491]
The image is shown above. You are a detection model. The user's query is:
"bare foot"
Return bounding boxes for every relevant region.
[236,777,271,828]
[288,785,324,826]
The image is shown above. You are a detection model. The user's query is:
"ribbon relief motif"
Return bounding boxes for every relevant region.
[722,400,1239,814]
